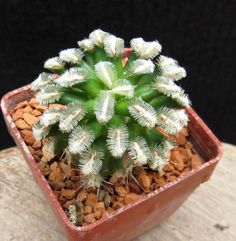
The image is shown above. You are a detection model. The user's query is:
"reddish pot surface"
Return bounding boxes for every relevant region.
[1,86,222,241]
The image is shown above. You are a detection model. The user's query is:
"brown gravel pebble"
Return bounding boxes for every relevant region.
[106,207,115,213]
[12,109,24,121]
[32,140,41,149]
[137,171,151,189]
[85,193,98,207]
[84,214,96,224]
[23,113,38,126]
[115,186,128,197]
[191,154,203,169]
[84,205,93,215]
[15,119,31,129]
[112,201,124,210]
[14,101,28,110]
[124,193,141,205]
[94,210,103,219]
[23,105,33,114]
[31,109,42,116]
[61,189,76,200]
[48,164,64,182]
[76,190,88,202]
[20,130,35,145]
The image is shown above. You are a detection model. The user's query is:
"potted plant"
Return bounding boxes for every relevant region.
[1,29,222,241]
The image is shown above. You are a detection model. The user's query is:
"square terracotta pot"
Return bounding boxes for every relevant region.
[1,86,223,241]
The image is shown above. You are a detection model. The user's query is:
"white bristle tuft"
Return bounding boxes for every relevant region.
[44,57,65,71]
[77,39,94,52]
[36,84,61,105]
[130,37,162,59]
[89,29,109,46]
[32,123,51,141]
[79,147,104,176]
[94,91,115,123]
[59,101,86,132]
[55,67,86,87]
[59,48,84,64]
[153,76,182,95]
[148,144,169,173]
[128,98,157,128]
[158,55,186,81]
[68,126,95,154]
[31,72,52,91]
[111,79,135,98]
[107,124,129,157]
[40,109,61,127]
[104,35,124,57]
[129,59,155,75]
[95,61,117,88]
[128,137,150,166]
[81,173,104,188]
[156,107,189,134]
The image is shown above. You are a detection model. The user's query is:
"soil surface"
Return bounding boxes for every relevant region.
[11,97,203,226]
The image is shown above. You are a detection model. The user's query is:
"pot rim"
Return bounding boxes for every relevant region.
[1,85,223,232]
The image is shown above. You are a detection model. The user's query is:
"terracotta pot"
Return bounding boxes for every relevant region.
[1,77,222,240]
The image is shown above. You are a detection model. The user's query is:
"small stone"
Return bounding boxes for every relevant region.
[12,109,24,121]
[191,154,203,169]
[27,145,35,155]
[59,162,71,177]
[15,119,31,129]
[171,150,185,171]
[163,163,175,172]
[48,164,64,182]
[23,113,38,126]
[154,177,166,187]
[116,196,124,203]
[185,141,193,149]
[85,193,98,207]
[32,109,42,116]
[124,193,141,205]
[138,172,151,189]
[167,175,177,182]
[84,214,96,224]
[112,201,124,210]
[106,207,115,213]
[84,205,93,215]
[32,140,41,149]
[61,189,76,200]
[21,130,35,145]
[115,186,128,197]
[94,210,102,219]
[15,101,28,110]
[176,132,187,146]
[38,160,50,176]
[129,180,142,194]
[29,98,38,108]
[49,181,65,190]
[178,147,192,163]
[76,190,88,202]
[23,105,33,114]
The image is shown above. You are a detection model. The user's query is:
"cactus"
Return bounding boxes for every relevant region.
[31,29,190,188]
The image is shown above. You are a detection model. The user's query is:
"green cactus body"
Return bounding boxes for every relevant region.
[31,29,191,188]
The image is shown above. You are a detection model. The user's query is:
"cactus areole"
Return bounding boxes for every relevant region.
[31,29,191,189]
